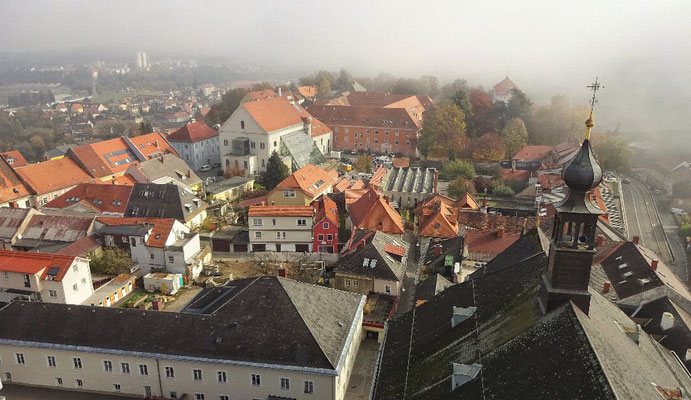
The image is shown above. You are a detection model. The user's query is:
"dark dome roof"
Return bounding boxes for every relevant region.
[561,139,602,192]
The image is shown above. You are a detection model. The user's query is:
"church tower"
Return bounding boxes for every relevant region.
[539,79,604,315]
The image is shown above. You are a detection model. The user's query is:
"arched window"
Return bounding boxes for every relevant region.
[225,159,230,167]
[240,120,245,129]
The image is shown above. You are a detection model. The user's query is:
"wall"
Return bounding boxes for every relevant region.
[249,215,314,247]
[373,279,401,296]
[266,188,314,206]
[313,218,338,253]
[332,125,417,156]
[333,274,373,296]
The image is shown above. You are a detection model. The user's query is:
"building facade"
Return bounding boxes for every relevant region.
[167,122,221,171]
[248,206,314,252]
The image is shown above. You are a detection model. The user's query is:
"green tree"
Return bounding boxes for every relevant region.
[439,159,476,181]
[448,177,476,199]
[29,135,46,159]
[500,117,528,158]
[337,68,352,87]
[354,155,373,173]
[506,88,533,123]
[492,184,515,198]
[420,105,467,158]
[258,151,290,190]
[251,82,273,91]
[139,121,152,135]
[451,88,474,135]
[89,248,133,276]
[204,88,249,126]
[596,134,632,173]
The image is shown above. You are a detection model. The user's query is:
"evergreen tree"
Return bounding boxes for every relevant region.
[259,151,290,190]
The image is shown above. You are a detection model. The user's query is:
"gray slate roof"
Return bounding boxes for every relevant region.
[124,183,208,223]
[414,273,453,303]
[136,154,202,188]
[0,207,31,241]
[335,230,408,282]
[0,276,365,372]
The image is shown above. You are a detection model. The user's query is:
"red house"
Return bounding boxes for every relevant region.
[313,195,339,253]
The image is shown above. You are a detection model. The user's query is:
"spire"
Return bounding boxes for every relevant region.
[584,78,603,141]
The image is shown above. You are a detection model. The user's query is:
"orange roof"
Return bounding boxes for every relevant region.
[465,229,521,255]
[457,193,480,210]
[16,157,93,194]
[384,243,407,257]
[243,96,304,133]
[592,186,610,224]
[43,183,132,214]
[167,122,218,143]
[247,89,277,101]
[369,166,387,189]
[101,173,138,186]
[0,157,31,203]
[129,132,179,159]
[56,235,101,257]
[349,188,403,234]
[96,217,176,248]
[493,76,518,96]
[314,195,339,226]
[418,201,459,238]
[69,137,136,177]
[392,157,410,168]
[297,86,317,98]
[274,164,338,198]
[1,151,28,168]
[503,169,532,182]
[0,250,75,282]
[537,173,564,190]
[248,205,313,217]
[333,178,352,193]
[512,145,552,161]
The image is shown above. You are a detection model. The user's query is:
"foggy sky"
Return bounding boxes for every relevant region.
[1,0,690,134]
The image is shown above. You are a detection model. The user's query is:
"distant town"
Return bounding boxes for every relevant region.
[0,50,689,400]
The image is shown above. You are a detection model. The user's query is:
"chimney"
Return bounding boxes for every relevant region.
[187,170,191,178]
[602,281,611,293]
[651,259,659,270]
[482,197,487,208]
[511,159,516,172]
[632,236,640,245]
[278,87,282,97]
[278,267,287,278]
[496,226,504,239]
[660,312,675,331]
[151,299,163,311]
[596,235,604,247]
[155,140,160,148]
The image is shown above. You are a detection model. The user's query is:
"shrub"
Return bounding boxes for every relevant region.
[492,184,515,198]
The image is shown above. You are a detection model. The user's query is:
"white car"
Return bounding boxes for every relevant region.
[200,165,212,172]
[672,208,688,216]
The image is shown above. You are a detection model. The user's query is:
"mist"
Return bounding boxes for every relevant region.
[1,0,690,136]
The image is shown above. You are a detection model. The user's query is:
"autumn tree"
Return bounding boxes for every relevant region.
[452,88,475,136]
[354,155,373,173]
[258,151,289,190]
[29,135,46,159]
[337,68,352,87]
[471,133,505,162]
[89,248,133,276]
[316,78,332,100]
[420,105,467,159]
[469,89,499,135]
[527,94,588,145]
[448,177,476,199]
[500,117,528,158]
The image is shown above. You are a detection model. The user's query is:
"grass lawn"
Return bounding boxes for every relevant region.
[92,89,162,104]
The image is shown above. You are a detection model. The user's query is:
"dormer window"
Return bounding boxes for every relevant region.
[451,363,482,389]
[451,306,477,328]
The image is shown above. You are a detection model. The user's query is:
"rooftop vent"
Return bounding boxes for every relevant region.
[362,258,369,267]
[661,312,675,331]
[451,306,477,328]
[451,363,483,389]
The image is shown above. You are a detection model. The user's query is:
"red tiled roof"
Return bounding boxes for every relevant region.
[333,178,352,193]
[167,122,218,143]
[69,137,135,177]
[537,173,564,190]
[96,217,176,248]
[16,157,93,194]
[129,132,179,159]
[308,104,421,130]
[465,229,521,255]
[43,183,132,214]
[314,195,339,226]
[384,243,406,257]
[297,86,317,98]
[101,173,138,186]
[0,157,31,203]
[237,195,268,207]
[248,205,313,217]
[242,96,304,133]
[503,169,532,182]
[56,234,101,257]
[0,250,75,282]
[418,201,459,238]
[247,89,277,101]
[392,157,410,168]
[369,166,387,189]
[1,151,28,168]
[493,76,518,96]
[512,145,552,161]
[349,188,403,234]
[274,164,338,198]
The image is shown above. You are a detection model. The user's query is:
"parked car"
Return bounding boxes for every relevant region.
[623,178,631,184]
[654,189,661,195]
[213,162,221,168]
[671,208,688,216]
[200,164,212,172]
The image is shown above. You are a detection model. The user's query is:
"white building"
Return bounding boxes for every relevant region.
[0,276,365,400]
[0,250,93,305]
[219,96,332,175]
[248,205,314,252]
[166,122,221,171]
[95,217,209,278]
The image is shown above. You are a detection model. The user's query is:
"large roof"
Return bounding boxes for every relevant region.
[43,183,132,214]
[0,276,364,372]
[248,205,313,217]
[0,150,28,168]
[372,229,691,399]
[314,195,339,226]
[0,156,31,203]
[20,214,92,244]
[242,96,304,133]
[133,153,202,188]
[96,217,176,247]
[349,188,404,234]
[128,132,179,159]
[167,121,219,143]
[123,183,208,223]
[336,230,408,282]
[15,157,93,194]
[464,229,521,255]
[0,250,76,281]
[0,208,32,240]
[492,76,518,96]
[274,164,338,199]
[512,145,553,161]
[308,104,421,130]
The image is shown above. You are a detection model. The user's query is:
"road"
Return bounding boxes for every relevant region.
[622,178,688,282]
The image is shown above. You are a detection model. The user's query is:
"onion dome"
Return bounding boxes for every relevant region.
[561,138,602,192]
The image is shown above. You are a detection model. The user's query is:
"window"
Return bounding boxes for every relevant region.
[170,392,178,399]
[318,234,324,241]
[220,396,229,400]
[113,383,121,392]
[345,278,351,287]
[104,360,113,372]
[241,120,245,129]
[193,368,203,381]
[304,380,314,394]
[139,364,148,376]
[354,280,359,287]
[165,366,175,378]
[274,141,277,147]
[150,254,155,259]
[121,362,130,374]
[73,357,82,369]
[386,285,392,294]
[76,379,83,388]
[56,377,63,386]
[5,372,11,380]
[297,219,307,226]
[195,394,205,400]
[327,234,333,241]
[223,139,228,146]
[252,218,263,226]
[23,274,30,288]
[283,190,296,198]
[260,143,265,150]
[272,219,276,226]
[72,283,78,292]
[144,385,152,396]
[250,141,255,149]
[276,231,282,239]
[47,355,56,367]
[217,370,227,383]
[3,271,7,279]
[73,264,78,272]
[81,277,86,285]
[281,377,290,390]
[255,232,262,239]
[168,256,174,262]
[323,222,329,229]
[262,159,265,167]
[435,223,440,229]
[251,373,261,386]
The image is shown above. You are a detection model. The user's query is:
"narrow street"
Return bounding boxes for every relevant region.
[395,231,423,317]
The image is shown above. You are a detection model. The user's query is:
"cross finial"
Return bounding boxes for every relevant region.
[584,78,603,140]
